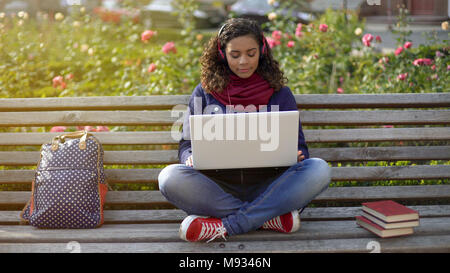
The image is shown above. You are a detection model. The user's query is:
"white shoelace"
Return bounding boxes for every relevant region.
[262,216,284,231]
[197,222,227,243]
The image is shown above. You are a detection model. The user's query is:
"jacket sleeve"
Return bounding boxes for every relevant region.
[279,87,310,159]
[178,85,205,164]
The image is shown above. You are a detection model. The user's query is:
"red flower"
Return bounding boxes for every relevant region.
[287,41,295,48]
[375,35,382,43]
[403,41,412,49]
[362,33,373,47]
[413,58,432,66]
[319,24,328,32]
[162,42,176,54]
[394,46,403,56]
[147,63,157,73]
[397,73,408,81]
[336,87,344,94]
[141,30,156,42]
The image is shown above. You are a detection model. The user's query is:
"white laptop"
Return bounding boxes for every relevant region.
[189,111,299,170]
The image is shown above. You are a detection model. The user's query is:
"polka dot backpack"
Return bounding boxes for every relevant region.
[20,131,109,228]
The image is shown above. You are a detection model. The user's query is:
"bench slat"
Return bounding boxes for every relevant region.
[1,165,448,184]
[0,127,448,146]
[2,185,449,206]
[294,93,450,109]
[1,205,449,224]
[2,236,449,253]
[0,132,177,145]
[0,218,449,244]
[1,110,448,127]
[0,220,449,252]
[0,93,448,111]
[1,146,449,166]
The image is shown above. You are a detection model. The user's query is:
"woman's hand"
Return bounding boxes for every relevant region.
[297,150,305,162]
[185,155,193,167]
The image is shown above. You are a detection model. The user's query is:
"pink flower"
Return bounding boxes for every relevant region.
[295,23,304,38]
[403,41,412,49]
[266,37,276,48]
[52,75,67,90]
[378,56,389,64]
[266,37,280,48]
[52,76,64,88]
[436,51,444,57]
[162,42,176,54]
[141,30,156,42]
[447,65,450,71]
[397,73,408,81]
[336,87,344,94]
[319,24,328,32]
[383,125,394,128]
[413,58,433,66]
[271,30,282,40]
[362,33,373,47]
[287,41,295,48]
[95,126,110,132]
[295,29,304,38]
[65,73,74,80]
[76,126,96,132]
[147,63,157,73]
[394,46,403,56]
[50,126,67,132]
[83,126,97,132]
[375,35,382,43]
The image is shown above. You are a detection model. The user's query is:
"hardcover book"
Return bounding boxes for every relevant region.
[362,200,419,222]
[356,216,414,238]
[361,211,419,229]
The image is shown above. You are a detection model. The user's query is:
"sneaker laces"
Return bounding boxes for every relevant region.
[197,222,227,243]
[262,216,285,232]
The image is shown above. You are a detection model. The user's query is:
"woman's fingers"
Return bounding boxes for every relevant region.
[186,155,193,167]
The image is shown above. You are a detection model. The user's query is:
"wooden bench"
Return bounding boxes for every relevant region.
[0,93,449,253]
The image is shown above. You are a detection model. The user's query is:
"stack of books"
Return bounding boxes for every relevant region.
[356,200,419,238]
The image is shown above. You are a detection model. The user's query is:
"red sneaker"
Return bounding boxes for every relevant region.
[179,215,228,242]
[261,210,301,233]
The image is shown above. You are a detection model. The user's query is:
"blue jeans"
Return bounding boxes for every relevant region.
[158,158,331,236]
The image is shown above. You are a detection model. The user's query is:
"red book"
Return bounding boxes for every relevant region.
[356,216,414,238]
[362,200,419,222]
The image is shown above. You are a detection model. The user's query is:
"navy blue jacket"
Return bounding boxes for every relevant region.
[178,83,309,165]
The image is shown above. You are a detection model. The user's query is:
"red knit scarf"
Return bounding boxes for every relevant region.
[211,73,274,108]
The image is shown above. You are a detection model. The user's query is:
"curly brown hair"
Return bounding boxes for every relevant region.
[200,18,287,94]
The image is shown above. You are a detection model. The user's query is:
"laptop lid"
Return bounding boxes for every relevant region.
[189,111,299,170]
